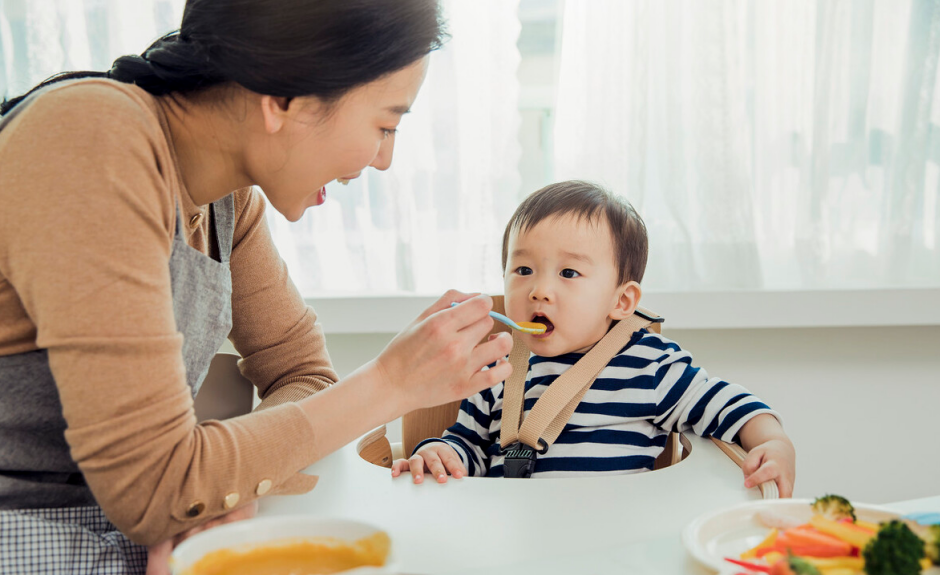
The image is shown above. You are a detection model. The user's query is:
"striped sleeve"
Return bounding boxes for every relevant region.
[640,335,780,443]
[412,383,502,477]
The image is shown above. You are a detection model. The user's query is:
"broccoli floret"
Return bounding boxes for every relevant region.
[862,520,925,575]
[786,554,821,575]
[925,524,940,565]
[769,554,822,575]
[811,494,857,522]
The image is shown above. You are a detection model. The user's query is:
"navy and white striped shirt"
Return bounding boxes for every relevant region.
[415,329,779,478]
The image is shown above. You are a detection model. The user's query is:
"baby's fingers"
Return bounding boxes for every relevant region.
[421,450,450,484]
[743,459,779,491]
[741,448,764,477]
[407,454,428,484]
[390,459,411,478]
[440,449,468,479]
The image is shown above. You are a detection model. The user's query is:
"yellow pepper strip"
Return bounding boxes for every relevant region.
[922,558,933,571]
[855,519,879,532]
[810,515,874,549]
[803,557,865,571]
[816,568,859,575]
[762,551,784,565]
[741,528,778,559]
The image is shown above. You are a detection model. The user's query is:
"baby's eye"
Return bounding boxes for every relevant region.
[381,128,398,139]
[560,268,580,279]
[515,266,533,276]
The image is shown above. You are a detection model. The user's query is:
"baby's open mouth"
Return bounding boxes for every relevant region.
[531,313,554,334]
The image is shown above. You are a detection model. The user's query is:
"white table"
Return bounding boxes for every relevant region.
[259,435,939,575]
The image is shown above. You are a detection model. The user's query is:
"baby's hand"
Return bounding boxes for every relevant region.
[390,442,467,484]
[741,438,796,498]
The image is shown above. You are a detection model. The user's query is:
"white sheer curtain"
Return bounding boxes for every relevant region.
[2,0,522,298]
[267,0,522,296]
[554,0,940,292]
[0,0,185,93]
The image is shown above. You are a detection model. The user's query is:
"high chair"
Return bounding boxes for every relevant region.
[194,352,255,422]
[357,296,726,478]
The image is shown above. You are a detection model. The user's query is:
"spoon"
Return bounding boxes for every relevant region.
[450,302,546,334]
[902,511,940,525]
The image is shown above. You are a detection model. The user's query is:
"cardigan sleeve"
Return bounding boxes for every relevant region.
[228,188,338,411]
[0,81,324,545]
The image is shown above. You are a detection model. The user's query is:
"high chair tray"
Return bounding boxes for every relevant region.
[260,433,764,575]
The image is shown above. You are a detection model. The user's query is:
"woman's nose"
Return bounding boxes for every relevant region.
[370,135,395,171]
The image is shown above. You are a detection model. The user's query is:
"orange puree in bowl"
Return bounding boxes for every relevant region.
[182,531,391,575]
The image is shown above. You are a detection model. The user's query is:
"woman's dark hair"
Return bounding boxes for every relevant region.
[501,181,649,285]
[1,0,446,115]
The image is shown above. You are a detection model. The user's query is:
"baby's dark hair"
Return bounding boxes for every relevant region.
[501,180,648,285]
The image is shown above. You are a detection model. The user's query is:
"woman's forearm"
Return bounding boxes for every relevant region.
[297,360,407,459]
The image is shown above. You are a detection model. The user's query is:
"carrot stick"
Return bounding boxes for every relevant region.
[784,527,852,555]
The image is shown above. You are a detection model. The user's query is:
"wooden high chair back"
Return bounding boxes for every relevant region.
[359,296,689,471]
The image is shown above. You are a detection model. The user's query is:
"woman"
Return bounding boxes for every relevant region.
[0,0,514,573]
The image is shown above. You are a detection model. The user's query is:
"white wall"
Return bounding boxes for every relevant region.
[322,325,940,505]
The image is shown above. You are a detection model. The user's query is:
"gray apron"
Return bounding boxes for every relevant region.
[0,117,235,575]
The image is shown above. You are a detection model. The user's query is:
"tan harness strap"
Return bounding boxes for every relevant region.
[499,331,534,450]
[499,311,653,451]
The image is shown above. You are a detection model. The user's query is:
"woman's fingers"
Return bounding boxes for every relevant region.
[415,290,481,322]
[145,540,173,575]
[376,293,513,411]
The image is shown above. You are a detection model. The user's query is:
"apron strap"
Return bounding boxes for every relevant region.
[212,194,235,264]
[499,307,660,452]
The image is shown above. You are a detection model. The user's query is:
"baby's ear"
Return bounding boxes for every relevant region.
[609,281,642,321]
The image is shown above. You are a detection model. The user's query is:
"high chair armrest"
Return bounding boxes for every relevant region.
[357,425,394,469]
[710,437,779,499]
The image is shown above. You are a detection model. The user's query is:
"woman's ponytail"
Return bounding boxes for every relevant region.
[108,32,223,95]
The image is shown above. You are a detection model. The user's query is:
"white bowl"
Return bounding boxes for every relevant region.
[170,515,395,575]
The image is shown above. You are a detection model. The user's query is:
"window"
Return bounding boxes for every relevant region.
[4,0,938,312]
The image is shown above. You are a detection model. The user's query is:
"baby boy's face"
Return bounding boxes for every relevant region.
[504,213,625,357]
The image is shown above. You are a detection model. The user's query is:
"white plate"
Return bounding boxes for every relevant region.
[170,515,396,574]
[681,498,900,572]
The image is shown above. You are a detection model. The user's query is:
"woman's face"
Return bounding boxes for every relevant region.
[252,56,429,221]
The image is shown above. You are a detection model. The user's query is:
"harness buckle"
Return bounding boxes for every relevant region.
[502,442,538,478]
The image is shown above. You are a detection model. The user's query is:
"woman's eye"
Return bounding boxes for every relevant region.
[515,266,533,276]
[560,268,580,279]
[381,128,398,139]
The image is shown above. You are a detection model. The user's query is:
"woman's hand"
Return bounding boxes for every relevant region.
[391,442,468,484]
[295,291,514,469]
[374,291,514,414]
[144,501,259,575]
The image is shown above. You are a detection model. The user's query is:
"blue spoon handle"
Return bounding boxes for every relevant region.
[449,302,532,332]
[487,309,521,330]
[902,511,940,525]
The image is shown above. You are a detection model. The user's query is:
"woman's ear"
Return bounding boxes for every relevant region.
[259,95,293,134]
[609,281,642,321]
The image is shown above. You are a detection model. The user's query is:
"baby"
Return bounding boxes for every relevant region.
[392,181,795,496]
